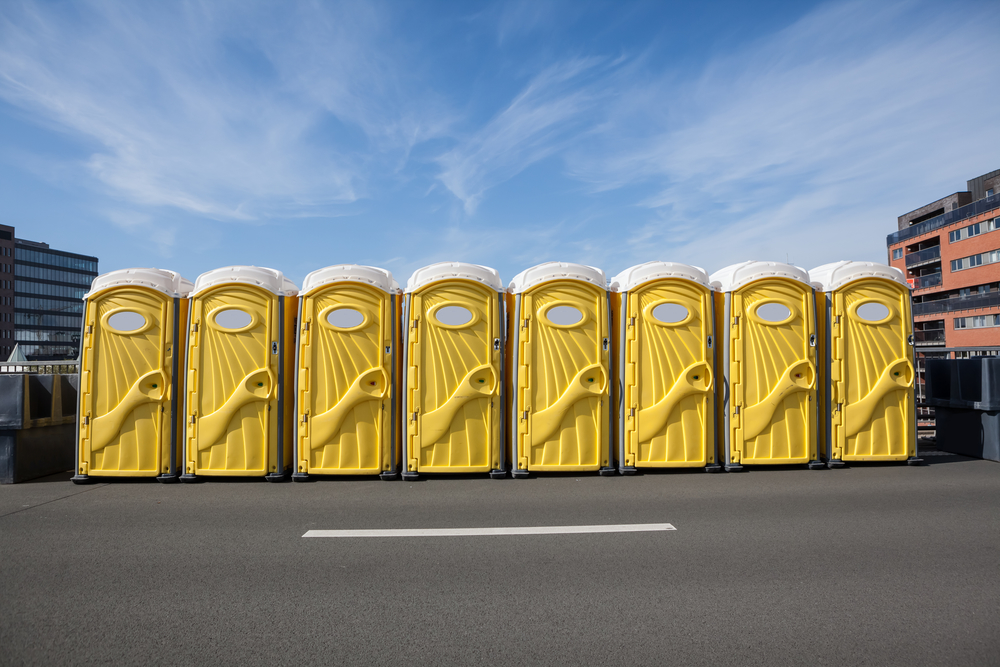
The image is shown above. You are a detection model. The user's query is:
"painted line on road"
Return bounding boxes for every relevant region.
[303,523,676,538]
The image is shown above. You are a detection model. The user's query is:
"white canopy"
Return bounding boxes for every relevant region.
[508,262,606,294]
[610,261,712,292]
[85,268,193,299]
[192,266,298,297]
[301,265,398,295]
[809,261,909,292]
[710,261,811,292]
[405,262,503,293]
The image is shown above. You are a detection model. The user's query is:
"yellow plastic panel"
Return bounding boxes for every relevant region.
[832,279,914,461]
[731,279,816,464]
[626,280,713,468]
[78,288,173,476]
[187,285,275,475]
[408,282,500,473]
[521,281,608,471]
[297,285,392,475]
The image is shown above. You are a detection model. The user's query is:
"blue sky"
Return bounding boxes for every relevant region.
[1,0,998,288]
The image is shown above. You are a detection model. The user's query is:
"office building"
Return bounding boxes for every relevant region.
[887,169,1000,357]
[0,224,99,361]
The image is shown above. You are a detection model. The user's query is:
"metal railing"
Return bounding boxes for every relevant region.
[888,193,1000,245]
[913,291,1000,316]
[0,361,80,374]
[912,273,942,290]
[905,246,941,267]
[913,329,946,344]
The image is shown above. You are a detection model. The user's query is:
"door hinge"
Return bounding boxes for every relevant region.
[732,315,740,326]
[629,317,635,328]
[303,322,310,332]
[192,323,199,333]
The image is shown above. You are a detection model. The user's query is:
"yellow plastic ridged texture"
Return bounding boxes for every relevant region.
[408,282,501,473]
[625,280,714,468]
[831,279,915,461]
[297,284,393,475]
[186,285,280,476]
[519,281,608,471]
[731,278,816,464]
[78,287,179,476]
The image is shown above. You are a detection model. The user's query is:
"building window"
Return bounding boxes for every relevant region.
[959,288,971,297]
[892,248,903,260]
[955,317,966,329]
[988,188,995,197]
[949,230,960,243]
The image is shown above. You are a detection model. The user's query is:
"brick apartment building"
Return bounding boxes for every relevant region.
[887,169,1000,358]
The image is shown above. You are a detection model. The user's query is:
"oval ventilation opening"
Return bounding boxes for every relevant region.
[756,302,792,323]
[214,309,253,330]
[327,308,365,328]
[546,306,583,326]
[856,302,890,322]
[108,311,146,332]
[435,306,473,326]
[652,303,689,324]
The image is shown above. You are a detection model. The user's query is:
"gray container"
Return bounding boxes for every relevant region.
[925,358,1000,461]
[0,374,78,483]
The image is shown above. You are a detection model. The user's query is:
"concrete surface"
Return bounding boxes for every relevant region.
[2,453,998,666]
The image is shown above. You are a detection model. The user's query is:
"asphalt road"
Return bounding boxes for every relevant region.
[2,453,999,666]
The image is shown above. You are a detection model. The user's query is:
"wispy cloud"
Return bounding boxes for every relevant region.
[435,56,616,213]
[563,1,1000,270]
[0,1,445,223]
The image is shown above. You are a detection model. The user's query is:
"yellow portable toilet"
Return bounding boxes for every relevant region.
[402,262,506,480]
[73,268,193,484]
[710,261,823,471]
[509,262,614,477]
[809,261,919,467]
[610,262,719,474]
[182,266,298,482]
[293,265,401,481]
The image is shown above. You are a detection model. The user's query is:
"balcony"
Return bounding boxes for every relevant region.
[913,329,946,345]
[887,192,1000,245]
[912,273,942,290]
[905,246,940,268]
[913,291,1000,316]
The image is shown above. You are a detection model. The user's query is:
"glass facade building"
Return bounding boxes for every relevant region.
[9,236,98,361]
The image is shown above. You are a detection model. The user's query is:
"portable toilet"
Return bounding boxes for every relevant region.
[809,261,919,467]
[509,262,614,477]
[710,261,823,471]
[73,268,193,484]
[182,266,298,481]
[402,262,506,479]
[610,262,719,474]
[293,265,401,481]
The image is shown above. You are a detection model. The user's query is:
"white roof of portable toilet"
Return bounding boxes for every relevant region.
[710,261,811,292]
[508,262,606,294]
[610,262,712,292]
[191,266,299,297]
[301,265,398,295]
[808,261,909,292]
[405,262,503,293]
[84,268,194,299]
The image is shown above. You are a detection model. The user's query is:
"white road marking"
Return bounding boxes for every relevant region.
[303,523,676,538]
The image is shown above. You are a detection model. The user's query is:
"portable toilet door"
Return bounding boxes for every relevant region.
[809,261,919,467]
[402,262,506,479]
[509,262,614,477]
[183,266,298,481]
[293,265,401,481]
[74,269,193,484]
[710,261,823,471]
[610,262,719,474]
